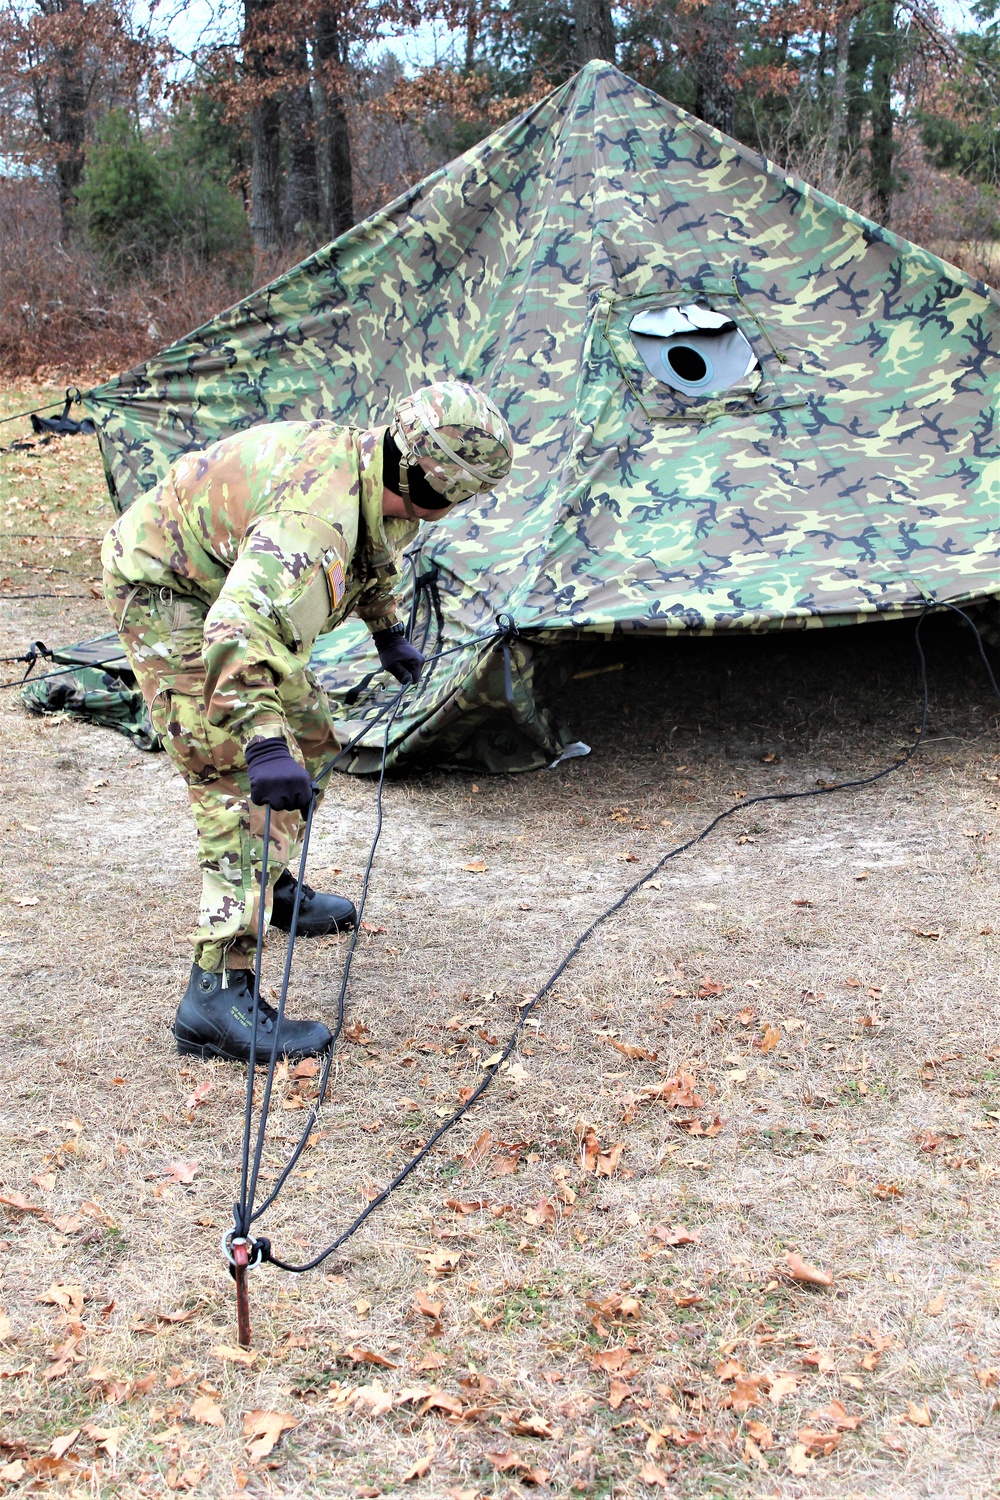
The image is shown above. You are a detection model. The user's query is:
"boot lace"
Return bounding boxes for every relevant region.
[236,972,277,1031]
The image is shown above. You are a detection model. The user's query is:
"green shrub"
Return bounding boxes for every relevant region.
[80,98,250,274]
[78,111,172,269]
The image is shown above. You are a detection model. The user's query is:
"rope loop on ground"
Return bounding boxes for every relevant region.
[223,600,1000,1280]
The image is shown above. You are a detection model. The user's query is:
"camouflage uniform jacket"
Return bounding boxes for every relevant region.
[101,421,416,748]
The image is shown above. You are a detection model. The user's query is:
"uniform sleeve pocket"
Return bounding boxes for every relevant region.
[279,565,333,652]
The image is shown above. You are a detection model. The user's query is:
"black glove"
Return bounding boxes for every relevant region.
[373,625,425,685]
[244,737,315,814]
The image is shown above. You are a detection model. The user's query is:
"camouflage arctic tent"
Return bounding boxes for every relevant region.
[84,60,1000,772]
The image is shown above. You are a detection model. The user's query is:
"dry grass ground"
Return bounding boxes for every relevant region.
[1,390,999,1499]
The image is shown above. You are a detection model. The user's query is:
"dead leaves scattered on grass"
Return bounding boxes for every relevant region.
[486,1450,550,1485]
[637,1070,704,1109]
[575,1122,625,1176]
[0,1192,85,1236]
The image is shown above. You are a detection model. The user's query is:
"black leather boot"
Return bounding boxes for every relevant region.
[270,870,357,937]
[173,965,333,1062]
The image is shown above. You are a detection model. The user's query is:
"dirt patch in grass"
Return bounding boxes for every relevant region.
[1,416,999,1498]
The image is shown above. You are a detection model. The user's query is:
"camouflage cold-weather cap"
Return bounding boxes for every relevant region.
[389,380,513,507]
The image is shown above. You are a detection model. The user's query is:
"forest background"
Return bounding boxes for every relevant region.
[1,0,999,378]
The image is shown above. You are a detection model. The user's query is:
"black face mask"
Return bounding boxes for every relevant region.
[381,430,448,513]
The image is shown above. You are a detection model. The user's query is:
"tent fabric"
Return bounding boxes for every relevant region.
[84,61,1000,773]
[22,664,160,750]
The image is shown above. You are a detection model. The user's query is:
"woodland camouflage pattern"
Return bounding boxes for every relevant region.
[85,62,1000,773]
[21,665,160,750]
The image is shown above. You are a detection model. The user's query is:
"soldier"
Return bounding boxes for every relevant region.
[102,381,513,1063]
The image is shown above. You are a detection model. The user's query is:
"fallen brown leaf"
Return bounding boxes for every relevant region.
[83,1425,121,1462]
[418,1249,462,1277]
[727,1375,768,1412]
[769,1373,799,1405]
[608,1038,658,1062]
[49,1430,80,1461]
[37,1284,85,1316]
[651,1224,700,1247]
[589,1347,634,1374]
[0,1192,51,1220]
[162,1161,199,1185]
[640,1071,704,1108]
[491,1154,520,1176]
[79,1200,115,1227]
[509,1415,554,1438]
[756,1024,781,1054]
[807,1399,863,1432]
[524,1196,558,1227]
[485,1451,549,1485]
[43,1334,85,1381]
[417,1351,447,1371]
[414,1290,444,1325]
[608,1377,632,1409]
[290,1057,320,1079]
[784,1251,834,1287]
[797,1426,842,1457]
[353,1381,394,1417]
[211,1344,256,1366]
[676,1114,725,1137]
[342,1346,399,1368]
[243,1409,298,1463]
[576,1123,625,1176]
[801,1349,836,1373]
[903,1400,931,1427]
[188,1395,224,1428]
[463,1129,493,1168]
[184,1077,212,1110]
[786,1442,814,1476]
[420,1390,465,1418]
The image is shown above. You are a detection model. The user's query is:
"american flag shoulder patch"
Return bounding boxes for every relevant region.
[327,558,346,606]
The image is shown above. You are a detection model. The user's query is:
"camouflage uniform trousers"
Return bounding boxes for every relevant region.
[103,569,339,973]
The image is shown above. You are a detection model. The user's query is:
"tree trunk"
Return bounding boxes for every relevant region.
[314,6,354,239]
[844,14,872,165]
[464,0,478,73]
[695,0,736,136]
[820,4,852,192]
[39,0,88,241]
[573,0,615,65]
[281,36,319,245]
[249,92,282,253]
[869,0,895,224]
[244,0,282,256]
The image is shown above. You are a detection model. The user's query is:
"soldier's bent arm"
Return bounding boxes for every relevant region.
[201,508,351,747]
